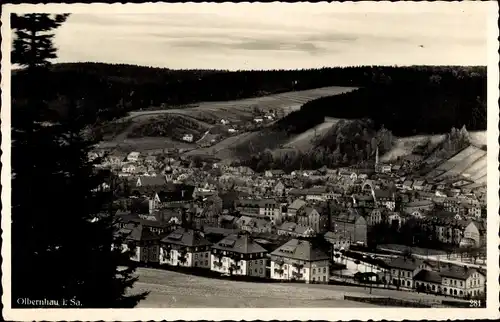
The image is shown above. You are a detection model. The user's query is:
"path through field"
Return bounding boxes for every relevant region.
[129,268,451,308]
[103,86,357,152]
[283,117,342,151]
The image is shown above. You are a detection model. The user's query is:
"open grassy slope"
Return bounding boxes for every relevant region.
[103,86,356,152]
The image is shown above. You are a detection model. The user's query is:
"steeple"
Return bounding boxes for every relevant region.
[375,146,379,168]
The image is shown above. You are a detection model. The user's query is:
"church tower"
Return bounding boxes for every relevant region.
[375,146,379,171]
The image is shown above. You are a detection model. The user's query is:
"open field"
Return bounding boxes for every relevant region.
[380,134,447,162]
[282,117,342,152]
[127,86,357,122]
[129,268,456,308]
[101,86,357,152]
[425,144,487,185]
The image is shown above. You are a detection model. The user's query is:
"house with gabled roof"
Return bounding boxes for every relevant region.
[210,233,268,277]
[412,179,426,191]
[277,222,315,238]
[372,189,396,211]
[297,206,325,233]
[462,220,486,247]
[331,209,367,245]
[160,228,212,268]
[413,269,443,295]
[117,223,160,265]
[324,231,351,251]
[439,265,486,298]
[287,198,307,221]
[270,239,330,283]
[305,186,329,201]
[380,257,429,290]
[135,175,166,188]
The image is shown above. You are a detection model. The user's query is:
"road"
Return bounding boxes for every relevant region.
[128,267,456,308]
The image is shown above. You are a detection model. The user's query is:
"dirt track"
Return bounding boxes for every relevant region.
[129,267,457,308]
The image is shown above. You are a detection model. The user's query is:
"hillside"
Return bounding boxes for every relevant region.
[275,67,486,137]
[424,144,487,187]
[13,64,485,130]
[104,86,356,152]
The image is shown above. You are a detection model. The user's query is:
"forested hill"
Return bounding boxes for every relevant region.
[12,63,486,131]
[274,66,486,137]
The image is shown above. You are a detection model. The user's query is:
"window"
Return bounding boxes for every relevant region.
[460,281,463,287]
[194,261,198,267]
[260,260,263,265]
[255,269,258,273]
[312,278,315,282]
[259,268,263,274]
[194,254,198,259]
[323,267,326,273]
[205,260,208,266]
[431,285,435,291]
[313,269,316,274]
[205,253,208,258]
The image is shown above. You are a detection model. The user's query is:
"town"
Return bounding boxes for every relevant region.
[91,141,487,302]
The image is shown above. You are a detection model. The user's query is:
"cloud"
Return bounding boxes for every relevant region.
[48,2,490,70]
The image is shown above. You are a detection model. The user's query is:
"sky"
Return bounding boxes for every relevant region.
[17,2,494,70]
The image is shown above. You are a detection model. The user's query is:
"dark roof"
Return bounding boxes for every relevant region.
[157,184,195,202]
[288,199,307,211]
[385,257,422,271]
[121,224,160,242]
[374,189,393,199]
[136,176,166,187]
[271,239,329,262]
[277,222,313,235]
[413,269,442,284]
[161,228,212,247]
[306,186,328,195]
[439,266,477,280]
[332,209,361,224]
[203,227,240,236]
[267,169,285,175]
[116,213,170,228]
[212,234,267,254]
[219,191,244,209]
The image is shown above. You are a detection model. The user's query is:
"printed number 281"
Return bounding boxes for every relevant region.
[469,300,482,308]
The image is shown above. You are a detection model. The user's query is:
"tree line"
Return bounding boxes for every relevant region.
[13,61,486,135]
[240,119,393,172]
[275,68,486,137]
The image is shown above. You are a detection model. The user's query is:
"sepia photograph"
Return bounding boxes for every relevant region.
[1,1,499,321]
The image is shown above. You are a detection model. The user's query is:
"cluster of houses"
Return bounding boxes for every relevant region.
[93,146,487,299]
[116,215,486,299]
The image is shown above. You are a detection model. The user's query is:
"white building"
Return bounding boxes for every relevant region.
[159,228,212,268]
[122,163,137,174]
[270,239,330,283]
[182,134,194,142]
[127,151,140,162]
[210,234,268,278]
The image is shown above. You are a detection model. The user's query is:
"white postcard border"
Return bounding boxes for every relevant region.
[2,2,499,321]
